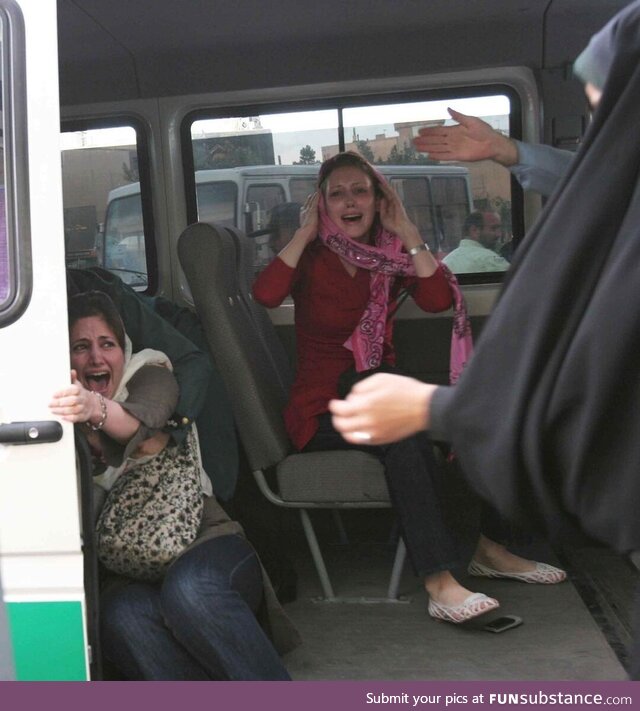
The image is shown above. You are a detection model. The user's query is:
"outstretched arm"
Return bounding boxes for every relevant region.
[50,369,141,444]
[68,267,212,443]
[413,108,519,166]
[329,373,438,445]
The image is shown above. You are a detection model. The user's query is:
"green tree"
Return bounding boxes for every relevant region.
[382,141,436,165]
[354,139,375,162]
[295,145,318,165]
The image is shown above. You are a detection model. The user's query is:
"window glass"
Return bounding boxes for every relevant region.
[196,181,237,227]
[103,192,146,283]
[431,177,472,255]
[188,93,517,279]
[343,94,513,273]
[61,125,149,289]
[290,178,316,205]
[190,110,339,271]
[245,184,286,270]
[389,177,435,251]
[246,185,286,230]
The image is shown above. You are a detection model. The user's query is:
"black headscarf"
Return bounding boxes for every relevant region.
[443,0,640,552]
[573,0,637,90]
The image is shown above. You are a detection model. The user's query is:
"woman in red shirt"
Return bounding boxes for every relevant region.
[254,152,565,623]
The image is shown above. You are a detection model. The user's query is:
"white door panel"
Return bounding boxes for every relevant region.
[0,0,79,573]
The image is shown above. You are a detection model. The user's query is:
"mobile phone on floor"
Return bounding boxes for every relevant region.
[483,615,523,633]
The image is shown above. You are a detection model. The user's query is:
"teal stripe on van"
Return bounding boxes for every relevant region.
[7,601,87,680]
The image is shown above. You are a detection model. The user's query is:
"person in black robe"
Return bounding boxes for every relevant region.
[329,0,640,677]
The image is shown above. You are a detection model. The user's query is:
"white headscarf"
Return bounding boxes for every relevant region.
[94,336,212,496]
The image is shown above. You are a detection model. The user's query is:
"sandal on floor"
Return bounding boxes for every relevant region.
[468,559,567,584]
[428,592,499,624]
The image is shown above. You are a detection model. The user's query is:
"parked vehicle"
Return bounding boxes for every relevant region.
[99,164,472,286]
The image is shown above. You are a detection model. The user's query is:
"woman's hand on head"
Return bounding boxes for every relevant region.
[277,192,320,267]
[49,369,98,424]
[296,191,320,245]
[329,373,438,445]
[378,181,420,247]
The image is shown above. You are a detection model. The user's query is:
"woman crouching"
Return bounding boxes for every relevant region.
[50,290,298,680]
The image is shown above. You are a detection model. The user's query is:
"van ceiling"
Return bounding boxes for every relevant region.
[57,0,629,107]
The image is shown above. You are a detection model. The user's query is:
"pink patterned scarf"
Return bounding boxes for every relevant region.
[317,193,473,384]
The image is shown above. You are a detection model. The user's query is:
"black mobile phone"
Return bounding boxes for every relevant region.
[482,615,523,633]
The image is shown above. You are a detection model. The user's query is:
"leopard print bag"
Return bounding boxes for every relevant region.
[95,427,204,581]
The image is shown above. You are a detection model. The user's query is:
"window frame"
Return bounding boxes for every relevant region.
[180,83,524,285]
[60,115,157,294]
[0,0,31,328]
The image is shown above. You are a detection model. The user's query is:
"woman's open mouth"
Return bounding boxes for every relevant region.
[85,371,111,394]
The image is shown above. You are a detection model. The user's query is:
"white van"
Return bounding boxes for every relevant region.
[101,164,472,285]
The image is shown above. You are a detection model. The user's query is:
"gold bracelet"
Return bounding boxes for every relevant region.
[408,243,429,256]
[88,392,108,431]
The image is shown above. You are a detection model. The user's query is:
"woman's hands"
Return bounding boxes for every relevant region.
[378,180,419,247]
[378,180,438,276]
[297,192,320,245]
[49,369,100,424]
[50,370,142,444]
[277,192,320,268]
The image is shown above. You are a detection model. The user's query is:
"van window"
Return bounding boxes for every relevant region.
[290,178,317,205]
[342,94,515,272]
[196,181,237,227]
[389,177,435,251]
[187,110,339,232]
[103,192,146,284]
[431,176,472,255]
[0,1,30,328]
[245,184,286,232]
[184,89,520,279]
[61,123,152,290]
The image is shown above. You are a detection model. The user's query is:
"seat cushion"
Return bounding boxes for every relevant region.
[276,450,389,503]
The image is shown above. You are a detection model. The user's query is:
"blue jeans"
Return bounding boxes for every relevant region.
[100,534,291,680]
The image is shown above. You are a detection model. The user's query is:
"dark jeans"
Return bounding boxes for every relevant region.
[100,534,291,680]
[305,414,513,578]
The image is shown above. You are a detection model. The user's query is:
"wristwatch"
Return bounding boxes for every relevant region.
[408,243,429,256]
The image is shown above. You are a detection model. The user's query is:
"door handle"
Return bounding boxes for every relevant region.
[0,421,63,445]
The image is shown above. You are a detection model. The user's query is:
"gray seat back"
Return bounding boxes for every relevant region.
[225,224,293,395]
[178,222,290,470]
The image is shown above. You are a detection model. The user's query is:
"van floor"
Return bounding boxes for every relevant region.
[278,509,633,681]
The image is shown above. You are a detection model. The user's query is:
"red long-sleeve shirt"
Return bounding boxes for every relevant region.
[253,241,453,450]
